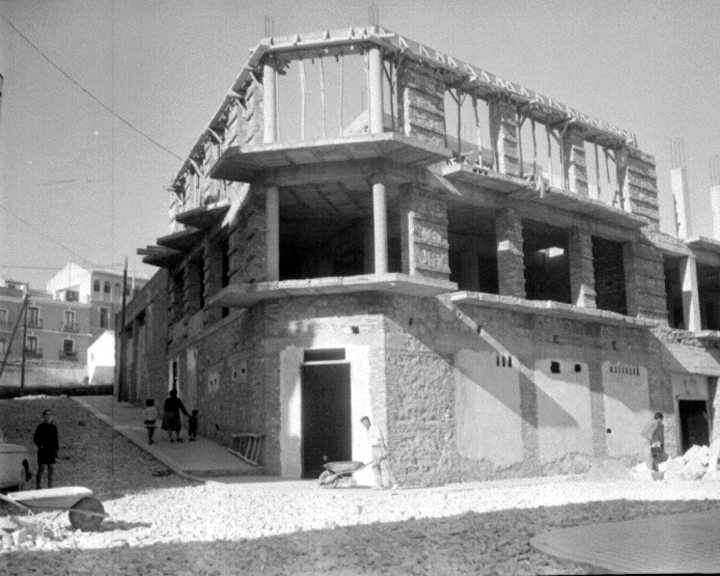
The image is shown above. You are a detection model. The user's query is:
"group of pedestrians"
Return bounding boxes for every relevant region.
[142,389,198,445]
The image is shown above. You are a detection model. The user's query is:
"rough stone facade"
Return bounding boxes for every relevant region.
[123,29,720,487]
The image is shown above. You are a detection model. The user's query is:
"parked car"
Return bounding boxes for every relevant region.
[0,441,31,491]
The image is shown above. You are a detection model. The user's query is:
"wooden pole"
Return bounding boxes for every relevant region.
[0,295,27,384]
[20,293,28,394]
[118,258,128,402]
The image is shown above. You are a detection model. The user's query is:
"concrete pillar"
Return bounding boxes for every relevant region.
[562,126,588,197]
[368,47,384,135]
[266,187,280,281]
[681,255,701,331]
[495,207,525,298]
[489,97,520,177]
[671,167,692,238]
[263,60,277,144]
[373,180,388,274]
[568,227,596,308]
[711,185,720,241]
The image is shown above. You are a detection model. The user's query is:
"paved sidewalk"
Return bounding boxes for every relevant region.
[531,508,720,574]
[72,395,274,483]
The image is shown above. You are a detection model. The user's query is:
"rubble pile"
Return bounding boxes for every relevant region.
[0,514,75,552]
[631,444,719,481]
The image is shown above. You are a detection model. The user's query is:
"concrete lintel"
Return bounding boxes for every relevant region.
[207,273,458,308]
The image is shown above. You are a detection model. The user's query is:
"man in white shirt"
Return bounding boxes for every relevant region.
[361,416,398,489]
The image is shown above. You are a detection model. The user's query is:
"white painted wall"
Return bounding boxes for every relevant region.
[454,349,523,467]
[279,344,373,483]
[87,330,115,384]
[602,363,651,458]
[535,359,593,462]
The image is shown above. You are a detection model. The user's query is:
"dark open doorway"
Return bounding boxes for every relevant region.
[301,362,352,479]
[678,399,710,454]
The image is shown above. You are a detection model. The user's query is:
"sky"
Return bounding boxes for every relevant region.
[1,0,720,289]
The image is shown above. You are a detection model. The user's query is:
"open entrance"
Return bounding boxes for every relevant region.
[301,362,352,478]
[678,399,710,454]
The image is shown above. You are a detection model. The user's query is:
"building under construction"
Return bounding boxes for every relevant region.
[120,27,720,485]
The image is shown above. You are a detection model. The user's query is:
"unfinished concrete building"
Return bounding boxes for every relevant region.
[123,27,719,485]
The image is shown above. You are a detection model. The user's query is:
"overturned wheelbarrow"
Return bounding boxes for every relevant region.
[318,459,378,488]
[0,486,107,531]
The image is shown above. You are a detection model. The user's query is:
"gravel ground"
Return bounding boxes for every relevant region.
[2,397,720,575]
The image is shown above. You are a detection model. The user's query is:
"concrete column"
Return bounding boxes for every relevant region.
[568,227,596,308]
[263,61,277,144]
[266,187,280,281]
[373,180,388,274]
[368,47,384,135]
[562,126,588,197]
[681,255,701,331]
[495,207,525,298]
[711,185,720,241]
[671,167,692,238]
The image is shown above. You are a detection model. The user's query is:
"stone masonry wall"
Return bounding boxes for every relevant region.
[562,125,588,197]
[399,184,451,281]
[617,146,660,225]
[495,207,526,298]
[489,96,520,177]
[397,60,445,147]
[569,227,597,308]
[628,233,668,323]
[228,191,267,285]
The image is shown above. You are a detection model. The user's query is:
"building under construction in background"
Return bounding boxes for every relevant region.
[119,27,720,485]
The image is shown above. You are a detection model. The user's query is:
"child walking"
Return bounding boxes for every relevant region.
[143,399,158,445]
[188,409,199,441]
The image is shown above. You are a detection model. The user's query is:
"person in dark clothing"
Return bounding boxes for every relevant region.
[161,389,188,443]
[33,409,59,489]
[188,409,199,441]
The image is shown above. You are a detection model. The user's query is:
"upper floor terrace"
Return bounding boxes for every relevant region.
[140,28,681,334]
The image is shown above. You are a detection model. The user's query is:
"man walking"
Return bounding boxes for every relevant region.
[34,409,59,489]
[361,416,397,490]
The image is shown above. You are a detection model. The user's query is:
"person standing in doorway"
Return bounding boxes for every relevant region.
[33,409,59,489]
[641,411,665,471]
[161,389,188,443]
[361,416,398,490]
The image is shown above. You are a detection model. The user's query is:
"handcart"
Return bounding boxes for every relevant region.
[0,486,107,532]
[318,459,378,488]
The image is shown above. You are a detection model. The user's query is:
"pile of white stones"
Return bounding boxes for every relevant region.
[631,443,720,481]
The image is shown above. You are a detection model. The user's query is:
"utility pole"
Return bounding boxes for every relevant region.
[118,258,128,401]
[20,292,28,394]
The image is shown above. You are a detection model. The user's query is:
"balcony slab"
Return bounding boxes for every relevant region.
[207,273,458,308]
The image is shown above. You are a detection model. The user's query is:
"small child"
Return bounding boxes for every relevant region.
[188,409,199,441]
[143,399,158,445]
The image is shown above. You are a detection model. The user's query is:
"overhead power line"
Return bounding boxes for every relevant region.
[0,10,184,161]
[0,202,99,267]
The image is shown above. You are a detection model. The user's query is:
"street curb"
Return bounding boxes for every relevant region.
[71,397,207,485]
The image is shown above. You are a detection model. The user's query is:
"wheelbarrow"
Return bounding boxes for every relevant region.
[318,459,378,488]
[0,486,107,532]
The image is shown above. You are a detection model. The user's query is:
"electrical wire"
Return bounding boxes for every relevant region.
[0,10,183,162]
[0,202,100,267]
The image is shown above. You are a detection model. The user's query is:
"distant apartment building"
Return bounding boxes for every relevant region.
[0,279,90,386]
[0,263,147,387]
